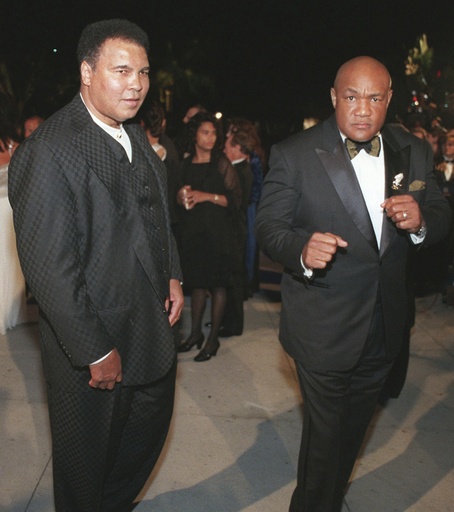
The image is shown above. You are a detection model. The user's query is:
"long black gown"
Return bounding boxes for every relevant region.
[176,154,241,289]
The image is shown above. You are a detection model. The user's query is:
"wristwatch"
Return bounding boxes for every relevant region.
[415,221,427,238]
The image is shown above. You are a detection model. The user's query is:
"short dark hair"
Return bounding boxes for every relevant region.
[77,19,150,68]
[227,118,260,156]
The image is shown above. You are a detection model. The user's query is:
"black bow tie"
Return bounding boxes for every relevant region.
[345,136,381,159]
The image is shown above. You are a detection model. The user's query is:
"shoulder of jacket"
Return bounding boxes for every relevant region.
[383,124,432,155]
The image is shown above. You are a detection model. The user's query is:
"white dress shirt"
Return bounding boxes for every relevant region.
[347,135,385,246]
[301,133,424,277]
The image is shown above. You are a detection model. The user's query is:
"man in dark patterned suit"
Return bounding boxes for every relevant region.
[9,19,184,511]
[256,57,450,511]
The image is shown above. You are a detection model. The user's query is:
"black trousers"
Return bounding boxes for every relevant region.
[48,361,176,512]
[222,274,246,335]
[222,235,247,335]
[289,301,393,512]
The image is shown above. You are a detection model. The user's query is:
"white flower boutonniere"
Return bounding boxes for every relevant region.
[392,173,405,190]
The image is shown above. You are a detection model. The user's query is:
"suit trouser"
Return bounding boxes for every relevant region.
[289,300,394,512]
[47,361,176,512]
[222,272,246,335]
[222,235,247,335]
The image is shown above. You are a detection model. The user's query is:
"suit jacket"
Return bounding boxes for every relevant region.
[9,95,182,390]
[233,159,254,246]
[256,115,450,371]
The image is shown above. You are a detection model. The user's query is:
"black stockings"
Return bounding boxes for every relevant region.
[190,287,226,350]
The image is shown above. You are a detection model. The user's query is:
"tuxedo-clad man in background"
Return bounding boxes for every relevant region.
[434,134,454,286]
[256,56,450,512]
[9,19,183,511]
[220,119,254,337]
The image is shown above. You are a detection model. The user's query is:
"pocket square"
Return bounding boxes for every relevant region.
[408,180,425,191]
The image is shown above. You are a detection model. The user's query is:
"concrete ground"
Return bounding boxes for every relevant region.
[1,284,454,511]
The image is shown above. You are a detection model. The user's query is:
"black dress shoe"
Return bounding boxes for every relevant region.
[177,334,204,353]
[194,340,220,362]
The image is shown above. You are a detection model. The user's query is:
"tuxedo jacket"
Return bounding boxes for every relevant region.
[9,95,182,390]
[233,159,254,243]
[256,115,450,371]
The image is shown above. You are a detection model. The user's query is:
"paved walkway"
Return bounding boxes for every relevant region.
[1,289,453,511]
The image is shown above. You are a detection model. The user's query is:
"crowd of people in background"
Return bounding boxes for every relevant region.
[2,87,454,341]
[404,116,454,300]
[136,100,268,361]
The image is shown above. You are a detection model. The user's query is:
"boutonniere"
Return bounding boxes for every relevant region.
[391,172,405,190]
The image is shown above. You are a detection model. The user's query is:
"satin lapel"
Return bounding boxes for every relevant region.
[316,139,378,251]
[380,138,411,256]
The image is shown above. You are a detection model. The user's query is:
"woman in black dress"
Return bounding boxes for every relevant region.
[176,112,241,361]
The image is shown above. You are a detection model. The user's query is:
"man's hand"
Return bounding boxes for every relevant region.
[302,232,348,270]
[88,348,122,390]
[381,195,422,233]
[166,278,184,327]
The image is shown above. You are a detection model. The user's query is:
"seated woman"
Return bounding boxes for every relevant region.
[175,112,241,361]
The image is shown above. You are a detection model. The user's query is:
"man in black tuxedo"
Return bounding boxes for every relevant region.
[220,120,254,336]
[9,19,183,511]
[256,56,450,512]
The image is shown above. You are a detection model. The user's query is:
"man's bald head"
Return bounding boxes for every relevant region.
[331,56,393,142]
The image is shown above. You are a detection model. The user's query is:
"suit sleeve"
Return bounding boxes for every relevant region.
[255,143,309,275]
[418,141,452,245]
[8,138,114,366]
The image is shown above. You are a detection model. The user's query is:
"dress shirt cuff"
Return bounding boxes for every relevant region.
[410,220,427,245]
[300,254,314,279]
[90,350,113,366]
[410,232,426,244]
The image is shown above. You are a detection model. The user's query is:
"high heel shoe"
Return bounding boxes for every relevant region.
[177,334,204,353]
[194,340,220,362]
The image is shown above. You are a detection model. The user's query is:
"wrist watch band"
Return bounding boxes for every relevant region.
[415,221,427,237]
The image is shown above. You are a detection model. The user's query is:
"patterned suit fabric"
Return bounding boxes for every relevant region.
[9,95,182,389]
[8,95,182,510]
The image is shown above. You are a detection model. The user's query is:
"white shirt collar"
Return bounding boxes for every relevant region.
[79,93,132,161]
[232,157,247,165]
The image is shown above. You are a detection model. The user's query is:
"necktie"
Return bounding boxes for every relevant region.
[345,136,381,159]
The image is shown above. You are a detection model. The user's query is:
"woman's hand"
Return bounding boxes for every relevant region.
[177,185,192,209]
[188,190,208,207]
[177,186,226,209]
